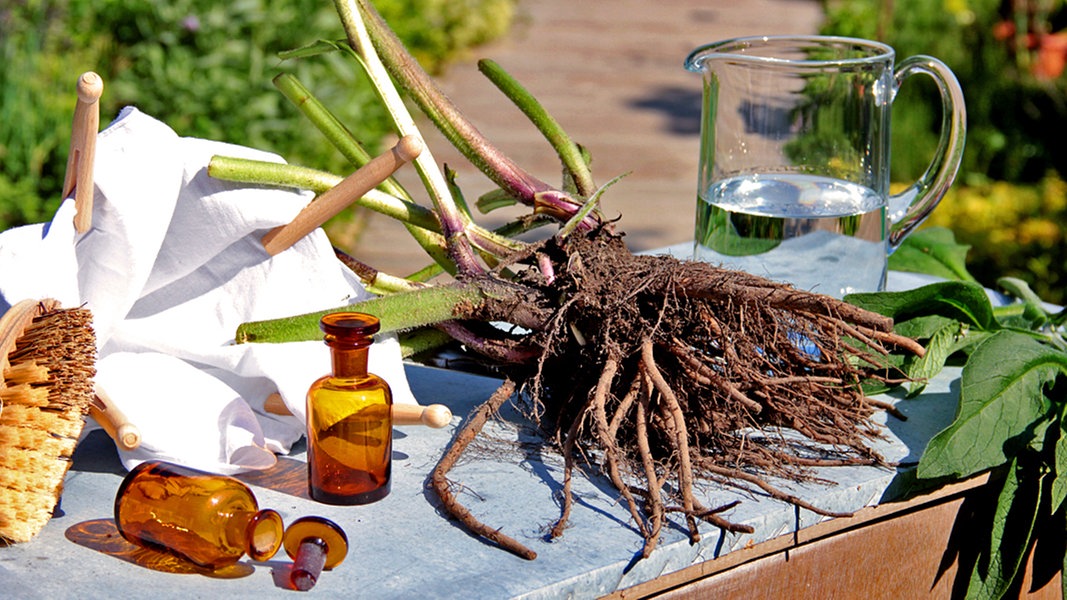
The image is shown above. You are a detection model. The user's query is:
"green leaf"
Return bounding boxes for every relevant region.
[966,459,1042,600]
[893,314,957,340]
[847,281,997,330]
[1052,417,1067,515]
[918,331,1064,480]
[888,226,977,282]
[894,318,993,391]
[477,188,518,213]
[997,277,1048,310]
[277,39,343,60]
[997,277,1050,329]
[904,320,962,396]
[559,172,627,237]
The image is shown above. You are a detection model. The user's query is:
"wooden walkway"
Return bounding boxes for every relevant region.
[354,0,823,276]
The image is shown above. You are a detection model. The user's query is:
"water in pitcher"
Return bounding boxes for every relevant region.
[694,174,887,297]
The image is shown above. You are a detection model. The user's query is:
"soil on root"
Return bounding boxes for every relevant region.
[432,228,915,560]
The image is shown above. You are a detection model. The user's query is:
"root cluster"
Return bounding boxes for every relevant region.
[430,229,918,559]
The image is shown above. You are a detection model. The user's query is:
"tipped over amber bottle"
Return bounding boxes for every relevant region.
[306,312,392,505]
[113,460,284,570]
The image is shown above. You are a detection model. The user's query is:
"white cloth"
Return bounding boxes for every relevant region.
[0,107,415,474]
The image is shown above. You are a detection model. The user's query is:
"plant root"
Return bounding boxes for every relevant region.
[430,378,538,560]
[429,228,920,559]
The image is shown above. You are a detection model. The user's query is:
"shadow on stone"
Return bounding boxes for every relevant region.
[628,86,702,136]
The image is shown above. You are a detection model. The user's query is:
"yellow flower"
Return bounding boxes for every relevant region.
[1018,218,1062,247]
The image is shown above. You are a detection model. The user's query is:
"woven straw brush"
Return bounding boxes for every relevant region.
[0,299,96,543]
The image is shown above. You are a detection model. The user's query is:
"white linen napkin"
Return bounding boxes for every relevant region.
[0,107,416,475]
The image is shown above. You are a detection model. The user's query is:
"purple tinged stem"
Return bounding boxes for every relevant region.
[352,0,592,227]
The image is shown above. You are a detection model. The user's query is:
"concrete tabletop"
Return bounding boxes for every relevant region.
[0,349,961,598]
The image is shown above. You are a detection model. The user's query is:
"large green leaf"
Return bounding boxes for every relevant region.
[893,314,957,340]
[966,459,1043,600]
[889,226,977,283]
[918,331,1065,480]
[1052,417,1067,515]
[847,280,996,330]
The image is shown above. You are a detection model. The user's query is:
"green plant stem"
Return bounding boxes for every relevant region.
[992,303,1027,319]
[477,59,596,198]
[236,279,494,343]
[334,0,483,275]
[237,273,554,343]
[560,173,627,237]
[271,70,461,274]
[207,156,441,232]
[403,264,445,283]
[990,304,1067,350]
[273,72,408,200]
[351,0,538,197]
[444,166,523,257]
[397,212,560,285]
[208,154,527,273]
[397,327,455,358]
[333,246,427,294]
[208,156,341,192]
[348,0,592,225]
[365,274,421,295]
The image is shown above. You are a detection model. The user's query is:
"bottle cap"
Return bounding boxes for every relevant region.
[284,516,349,591]
[320,312,380,336]
[320,312,380,347]
[283,516,349,569]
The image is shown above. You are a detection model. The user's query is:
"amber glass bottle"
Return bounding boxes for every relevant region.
[306,312,392,505]
[113,460,284,570]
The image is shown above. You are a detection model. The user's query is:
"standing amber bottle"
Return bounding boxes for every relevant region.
[307,312,392,504]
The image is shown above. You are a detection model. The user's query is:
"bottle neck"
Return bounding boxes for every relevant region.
[245,509,284,562]
[330,345,370,378]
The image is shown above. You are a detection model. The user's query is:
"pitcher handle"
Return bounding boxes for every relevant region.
[887,55,967,251]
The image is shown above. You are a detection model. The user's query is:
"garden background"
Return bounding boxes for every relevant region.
[2,0,1065,302]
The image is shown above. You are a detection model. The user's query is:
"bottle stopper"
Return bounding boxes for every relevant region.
[283,516,349,591]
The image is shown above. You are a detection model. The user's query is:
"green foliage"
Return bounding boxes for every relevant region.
[821,0,1067,184]
[822,1,1067,307]
[0,0,516,231]
[924,174,1067,305]
[919,330,1061,479]
[849,229,1067,599]
[0,2,110,225]
[887,226,977,283]
[384,0,517,71]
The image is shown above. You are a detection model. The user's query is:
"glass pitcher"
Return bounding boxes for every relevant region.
[685,35,966,297]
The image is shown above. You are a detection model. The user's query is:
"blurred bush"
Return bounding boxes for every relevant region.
[0,0,516,230]
[821,0,1067,184]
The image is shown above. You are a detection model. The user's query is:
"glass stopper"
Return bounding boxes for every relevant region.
[283,516,349,591]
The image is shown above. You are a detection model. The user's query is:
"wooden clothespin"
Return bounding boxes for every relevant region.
[62,72,104,234]
[261,134,424,256]
[263,392,452,428]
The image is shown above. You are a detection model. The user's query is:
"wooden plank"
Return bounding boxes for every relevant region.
[608,473,1062,599]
